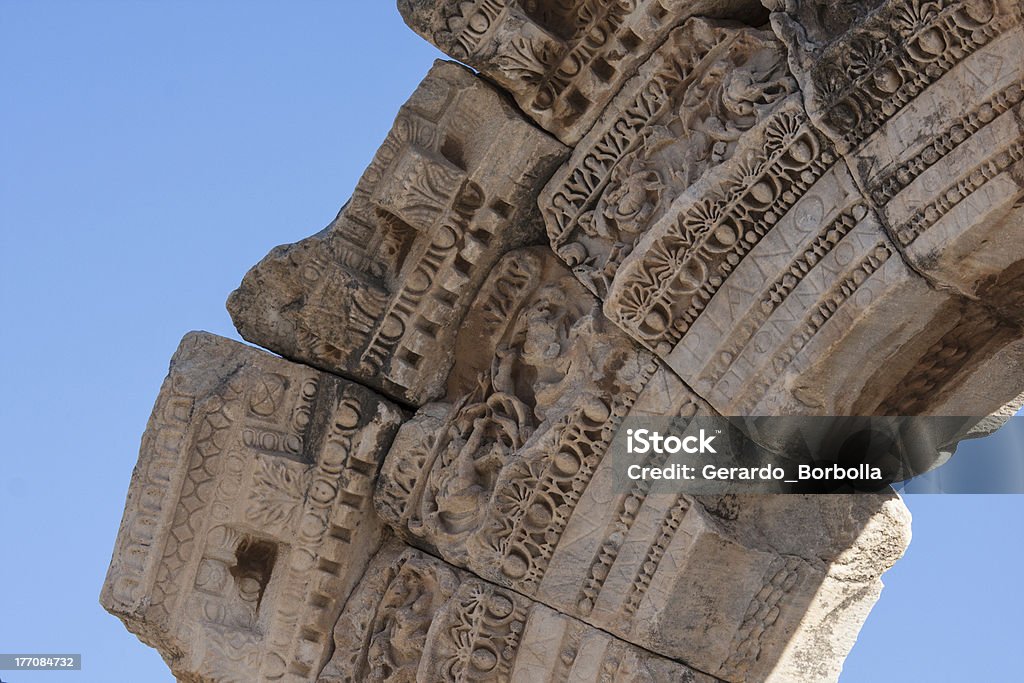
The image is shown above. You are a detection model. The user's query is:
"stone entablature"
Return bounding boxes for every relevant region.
[397,0,772,145]
[102,1,1023,681]
[101,333,404,682]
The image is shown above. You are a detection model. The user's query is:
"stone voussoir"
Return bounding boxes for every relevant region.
[373,246,912,682]
[101,2,1024,682]
[398,0,772,145]
[227,59,568,408]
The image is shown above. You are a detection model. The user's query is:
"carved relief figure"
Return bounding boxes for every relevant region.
[321,541,714,682]
[398,0,772,144]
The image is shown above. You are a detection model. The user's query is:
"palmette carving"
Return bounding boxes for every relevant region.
[104,2,1024,681]
[774,0,1024,319]
[599,88,1023,419]
[758,1,1024,429]
[398,0,771,144]
[541,18,796,297]
[101,333,404,682]
[228,61,567,406]
[775,0,1023,153]
[375,247,705,572]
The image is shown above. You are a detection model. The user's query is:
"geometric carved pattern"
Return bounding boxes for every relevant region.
[101,333,404,682]
[104,2,1024,682]
[398,0,772,144]
[541,18,797,297]
[374,248,913,680]
[319,540,716,682]
[228,61,567,406]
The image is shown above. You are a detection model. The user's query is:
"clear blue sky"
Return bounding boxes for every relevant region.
[1,3,1020,682]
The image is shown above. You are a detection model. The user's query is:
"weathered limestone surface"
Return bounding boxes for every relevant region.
[398,0,772,145]
[374,248,909,681]
[541,17,798,297]
[319,539,716,682]
[773,0,1024,318]
[104,1,1024,682]
[601,110,1015,416]
[101,333,405,681]
[228,60,567,407]
[535,1,1024,420]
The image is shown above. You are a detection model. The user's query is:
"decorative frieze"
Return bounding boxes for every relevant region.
[373,248,911,681]
[398,0,771,144]
[540,18,797,297]
[103,3,1024,682]
[227,61,567,406]
[319,540,715,683]
[601,92,1022,417]
[773,0,1024,314]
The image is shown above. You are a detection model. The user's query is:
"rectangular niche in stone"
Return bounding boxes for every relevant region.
[319,540,716,683]
[227,60,567,407]
[100,332,405,682]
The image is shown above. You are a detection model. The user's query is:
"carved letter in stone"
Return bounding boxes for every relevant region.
[320,540,715,682]
[398,0,773,144]
[227,61,567,406]
[101,332,404,682]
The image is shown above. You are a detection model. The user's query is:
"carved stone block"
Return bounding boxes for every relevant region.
[101,333,405,682]
[773,0,1024,315]
[600,95,1022,417]
[319,540,717,682]
[373,248,910,681]
[398,0,771,145]
[227,61,567,406]
[540,18,797,297]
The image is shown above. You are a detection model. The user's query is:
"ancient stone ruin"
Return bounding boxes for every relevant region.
[103,1,1024,681]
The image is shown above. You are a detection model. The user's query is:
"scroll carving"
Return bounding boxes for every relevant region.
[102,3,1024,682]
[320,540,716,682]
[541,18,797,297]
